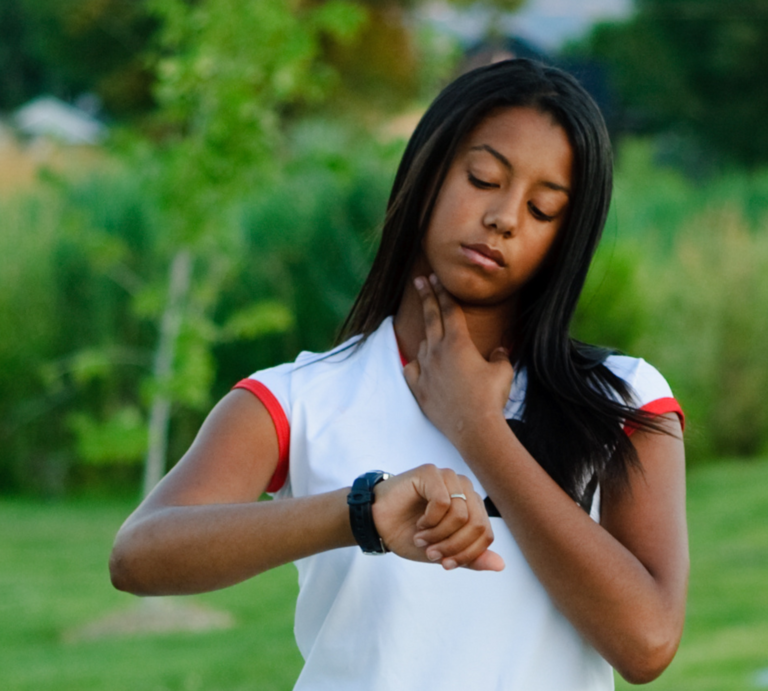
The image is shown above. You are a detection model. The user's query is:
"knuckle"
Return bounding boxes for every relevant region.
[469,522,485,540]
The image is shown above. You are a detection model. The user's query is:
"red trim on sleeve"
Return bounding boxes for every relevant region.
[232,378,290,492]
[624,397,685,436]
[394,333,409,367]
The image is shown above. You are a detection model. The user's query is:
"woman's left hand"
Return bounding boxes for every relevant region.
[403,274,514,448]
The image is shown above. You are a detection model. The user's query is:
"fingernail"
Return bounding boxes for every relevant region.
[427,549,442,562]
[414,276,425,290]
[414,538,428,548]
[443,559,457,570]
[429,273,438,285]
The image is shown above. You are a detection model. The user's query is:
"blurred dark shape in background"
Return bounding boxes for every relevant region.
[571,0,768,168]
[0,0,157,117]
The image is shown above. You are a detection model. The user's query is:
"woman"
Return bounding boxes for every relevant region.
[111,59,688,690]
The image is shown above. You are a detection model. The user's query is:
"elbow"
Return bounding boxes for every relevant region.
[109,526,155,596]
[109,546,136,594]
[613,627,681,685]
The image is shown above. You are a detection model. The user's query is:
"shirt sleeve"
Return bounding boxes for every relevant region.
[604,356,685,435]
[232,362,294,494]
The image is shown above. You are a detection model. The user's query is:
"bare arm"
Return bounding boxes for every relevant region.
[404,276,688,684]
[110,389,503,596]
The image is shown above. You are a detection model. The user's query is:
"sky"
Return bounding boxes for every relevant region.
[421,0,634,51]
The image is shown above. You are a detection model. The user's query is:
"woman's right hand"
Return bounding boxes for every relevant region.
[373,465,504,572]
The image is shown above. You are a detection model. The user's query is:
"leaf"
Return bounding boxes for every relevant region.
[68,407,147,465]
[221,301,295,341]
[69,348,114,386]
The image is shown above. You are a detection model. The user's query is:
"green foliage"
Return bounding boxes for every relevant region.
[580,0,768,166]
[220,302,295,342]
[0,177,158,494]
[146,0,366,214]
[575,138,768,462]
[0,0,156,114]
[0,117,397,494]
[634,209,768,460]
[68,407,147,465]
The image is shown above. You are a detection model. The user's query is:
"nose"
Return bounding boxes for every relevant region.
[482,187,525,238]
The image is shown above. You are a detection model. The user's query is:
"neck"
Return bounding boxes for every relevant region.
[394,281,517,362]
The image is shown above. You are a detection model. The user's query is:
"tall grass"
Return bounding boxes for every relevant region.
[2,135,767,494]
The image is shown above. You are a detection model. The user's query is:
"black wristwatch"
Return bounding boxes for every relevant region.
[347,471,392,554]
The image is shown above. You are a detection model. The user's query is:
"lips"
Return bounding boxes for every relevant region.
[461,243,506,267]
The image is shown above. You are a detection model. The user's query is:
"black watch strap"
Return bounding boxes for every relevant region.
[347,471,392,554]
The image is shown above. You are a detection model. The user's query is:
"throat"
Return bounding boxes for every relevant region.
[394,287,516,362]
[461,304,516,358]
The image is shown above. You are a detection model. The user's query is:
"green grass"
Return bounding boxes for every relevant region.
[0,500,303,691]
[615,458,768,690]
[1,458,767,690]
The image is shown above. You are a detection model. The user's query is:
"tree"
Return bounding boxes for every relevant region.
[133,0,365,495]
[582,0,768,167]
[0,0,156,114]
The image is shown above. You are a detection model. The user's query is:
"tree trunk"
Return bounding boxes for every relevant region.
[142,248,193,498]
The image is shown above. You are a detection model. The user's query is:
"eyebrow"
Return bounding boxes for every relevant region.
[469,144,571,196]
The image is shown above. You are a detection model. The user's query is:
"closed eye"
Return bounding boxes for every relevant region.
[528,202,556,222]
[468,172,498,190]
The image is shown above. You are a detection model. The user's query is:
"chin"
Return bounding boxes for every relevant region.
[445,285,513,308]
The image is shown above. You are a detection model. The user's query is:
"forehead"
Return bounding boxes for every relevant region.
[458,107,573,181]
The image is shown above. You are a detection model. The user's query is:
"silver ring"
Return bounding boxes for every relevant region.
[449,493,467,501]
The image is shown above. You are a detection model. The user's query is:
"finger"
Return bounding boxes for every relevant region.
[412,464,452,531]
[489,346,510,364]
[427,517,495,569]
[402,359,420,392]
[413,494,470,553]
[415,468,468,532]
[429,274,466,338]
[415,473,473,534]
[413,275,444,344]
[417,478,493,564]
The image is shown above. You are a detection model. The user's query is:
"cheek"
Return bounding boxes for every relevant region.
[526,227,562,276]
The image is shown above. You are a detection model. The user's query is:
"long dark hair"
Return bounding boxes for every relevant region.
[340,59,658,504]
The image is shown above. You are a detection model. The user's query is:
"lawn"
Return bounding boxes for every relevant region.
[615,457,768,691]
[1,457,767,690]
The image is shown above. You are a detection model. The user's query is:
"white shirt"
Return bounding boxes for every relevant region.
[235,317,682,691]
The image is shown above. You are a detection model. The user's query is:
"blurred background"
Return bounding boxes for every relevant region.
[1,0,767,689]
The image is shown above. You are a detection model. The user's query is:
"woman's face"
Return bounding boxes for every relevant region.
[420,106,573,308]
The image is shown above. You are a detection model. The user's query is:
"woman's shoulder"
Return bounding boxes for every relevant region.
[241,317,397,400]
[602,354,678,412]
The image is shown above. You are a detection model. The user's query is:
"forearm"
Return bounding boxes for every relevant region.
[110,488,353,596]
[456,415,686,682]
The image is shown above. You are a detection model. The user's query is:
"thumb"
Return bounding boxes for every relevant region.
[465,549,505,572]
